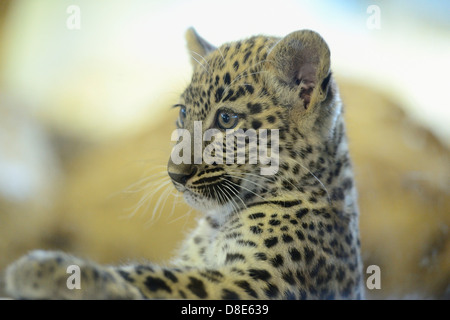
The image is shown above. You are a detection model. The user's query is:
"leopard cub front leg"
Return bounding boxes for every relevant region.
[5,250,142,299]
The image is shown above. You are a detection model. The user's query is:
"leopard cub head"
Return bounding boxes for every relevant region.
[168,28,338,216]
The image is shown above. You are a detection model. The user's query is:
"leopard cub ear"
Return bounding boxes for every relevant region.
[266,30,331,111]
[185,28,217,69]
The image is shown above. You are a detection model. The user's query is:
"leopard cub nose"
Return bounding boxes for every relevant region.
[168,166,197,186]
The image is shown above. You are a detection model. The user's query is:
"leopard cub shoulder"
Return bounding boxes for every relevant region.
[5,28,364,300]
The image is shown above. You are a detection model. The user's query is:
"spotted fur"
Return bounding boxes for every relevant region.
[5,28,364,300]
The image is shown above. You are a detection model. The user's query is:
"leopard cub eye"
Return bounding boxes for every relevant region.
[217,110,239,130]
[175,104,187,128]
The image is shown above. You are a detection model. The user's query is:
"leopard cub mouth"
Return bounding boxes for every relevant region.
[168,162,252,213]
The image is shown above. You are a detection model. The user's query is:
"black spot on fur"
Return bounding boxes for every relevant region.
[304,247,315,265]
[289,248,302,261]
[135,265,154,275]
[331,187,345,201]
[222,289,240,300]
[309,196,317,203]
[270,254,284,268]
[244,84,254,95]
[284,291,297,300]
[222,89,234,102]
[235,280,258,298]
[247,103,262,114]
[118,270,134,283]
[225,253,246,264]
[296,270,306,285]
[250,225,263,234]
[299,289,308,300]
[282,234,294,243]
[255,252,267,260]
[248,212,265,219]
[187,277,207,298]
[236,240,257,247]
[233,61,239,71]
[336,267,346,283]
[193,236,202,244]
[282,180,294,191]
[199,269,224,283]
[296,208,309,220]
[310,260,322,278]
[215,87,224,103]
[265,283,279,298]
[206,217,220,229]
[92,269,99,280]
[269,219,281,226]
[295,230,305,240]
[342,178,353,190]
[243,51,251,64]
[163,270,178,283]
[267,200,302,207]
[282,271,296,285]
[308,235,318,245]
[249,269,271,281]
[144,276,172,293]
[223,72,231,85]
[341,279,354,298]
[264,237,278,248]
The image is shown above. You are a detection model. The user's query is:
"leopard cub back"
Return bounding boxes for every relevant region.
[5,28,364,300]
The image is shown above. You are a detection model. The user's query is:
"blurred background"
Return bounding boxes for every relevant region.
[0,0,448,299]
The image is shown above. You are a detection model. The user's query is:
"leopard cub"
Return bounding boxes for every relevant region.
[5,28,364,299]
